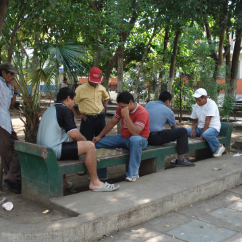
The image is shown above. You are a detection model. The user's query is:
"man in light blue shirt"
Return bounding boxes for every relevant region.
[145,91,195,167]
[0,62,21,193]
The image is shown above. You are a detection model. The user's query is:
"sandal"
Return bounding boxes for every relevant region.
[92,182,120,192]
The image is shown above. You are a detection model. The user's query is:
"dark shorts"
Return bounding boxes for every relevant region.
[60,141,79,160]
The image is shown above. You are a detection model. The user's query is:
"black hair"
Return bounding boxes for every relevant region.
[57,87,75,102]
[0,69,10,77]
[117,91,134,104]
[159,91,172,102]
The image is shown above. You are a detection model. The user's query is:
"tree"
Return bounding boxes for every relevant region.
[13,43,88,142]
[0,0,9,36]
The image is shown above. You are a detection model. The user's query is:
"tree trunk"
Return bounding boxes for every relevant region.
[229,28,242,98]
[224,30,231,94]
[156,28,170,99]
[102,54,119,90]
[133,28,158,100]
[23,111,40,143]
[167,29,181,93]
[117,46,124,94]
[116,44,124,134]
[7,5,27,62]
[0,0,9,36]
[94,51,101,67]
[212,26,226,89]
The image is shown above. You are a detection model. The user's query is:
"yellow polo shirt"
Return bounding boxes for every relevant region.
[75,82,109,115]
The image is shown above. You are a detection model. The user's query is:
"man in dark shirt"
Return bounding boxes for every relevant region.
[37,87,119,192]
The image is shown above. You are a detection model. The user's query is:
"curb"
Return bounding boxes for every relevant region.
[1,155,242,242]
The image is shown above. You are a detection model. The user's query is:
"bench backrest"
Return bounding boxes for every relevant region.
[219,122,233,137]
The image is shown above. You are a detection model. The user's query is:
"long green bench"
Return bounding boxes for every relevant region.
[14,122,232,203]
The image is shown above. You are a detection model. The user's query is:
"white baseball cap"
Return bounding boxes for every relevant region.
[192,88,207,98]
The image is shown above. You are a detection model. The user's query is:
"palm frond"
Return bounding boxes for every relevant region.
[48,42,90,81]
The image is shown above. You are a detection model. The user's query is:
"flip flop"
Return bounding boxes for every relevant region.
[92,182,120,192]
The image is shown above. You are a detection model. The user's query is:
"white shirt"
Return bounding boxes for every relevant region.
[190,98,221,132]
[0,76,13,134]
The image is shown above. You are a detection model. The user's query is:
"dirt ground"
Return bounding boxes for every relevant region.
[0,110,242,224]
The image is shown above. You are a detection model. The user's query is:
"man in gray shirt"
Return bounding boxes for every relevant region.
[145,91,195,167]
[37,87,119,192]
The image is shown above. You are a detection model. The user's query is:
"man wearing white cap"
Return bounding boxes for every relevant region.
[187,88,225,157]
[74,67,109,179]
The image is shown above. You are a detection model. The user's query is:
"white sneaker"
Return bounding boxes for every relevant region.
[125,174,139,182]
[213,145,225,157]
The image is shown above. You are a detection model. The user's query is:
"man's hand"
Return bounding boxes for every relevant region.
[8,80,17,88]
[92,136,100,144]
[190,130,196,138]
[77,113,87,121]
[8,80,18,93]
[197,134,205,141]
[121,107,129,118]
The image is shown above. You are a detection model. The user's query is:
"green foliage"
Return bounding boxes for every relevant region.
[172,78,195,112]
[13,52,55,117]
[220,94,236,122]
[47,42,90,80]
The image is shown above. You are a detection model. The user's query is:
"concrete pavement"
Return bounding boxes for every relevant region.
[1,154,242,242]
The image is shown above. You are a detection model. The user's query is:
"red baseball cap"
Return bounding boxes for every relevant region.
[89,67,102,83]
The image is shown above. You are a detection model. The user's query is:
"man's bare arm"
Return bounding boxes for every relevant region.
[189,119,198,138]
[68,129,87,141]
[121,107,143,135]
[92,116,119,143]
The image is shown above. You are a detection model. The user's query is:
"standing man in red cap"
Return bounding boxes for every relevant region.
[74,67,109,179]
[0,62,21,193]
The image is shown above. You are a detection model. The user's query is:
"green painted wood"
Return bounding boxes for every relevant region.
[14,122,232,202]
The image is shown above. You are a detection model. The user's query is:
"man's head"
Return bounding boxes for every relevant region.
[117,91,136,111]
[63,77,68,84]
[57,87,76,109]
[192,88,207,106]
[0,62,17,83]
[159,91,172,107]
[88,67,102,88]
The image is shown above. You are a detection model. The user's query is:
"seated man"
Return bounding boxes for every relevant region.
[93,91,149,182]
[187,88,225,157]
[37,87,119,192]
[145,91,195,167]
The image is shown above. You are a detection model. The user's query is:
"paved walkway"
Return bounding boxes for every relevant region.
[1,154,242,242]
[98,180,242,242]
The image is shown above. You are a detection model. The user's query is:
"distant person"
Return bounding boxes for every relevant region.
[59,77,68,90]
[37,87,119,192]
[145,91,195,167]
[93,91,150,182]
[73,80,79,90]
[74,67,109,179]
[0,62,21,193]
[187,88,225,157]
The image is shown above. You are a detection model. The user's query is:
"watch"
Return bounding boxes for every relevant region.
[14,92,18,95]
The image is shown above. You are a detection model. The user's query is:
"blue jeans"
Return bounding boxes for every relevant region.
[96,134,148,178]
[187,127,220,153]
